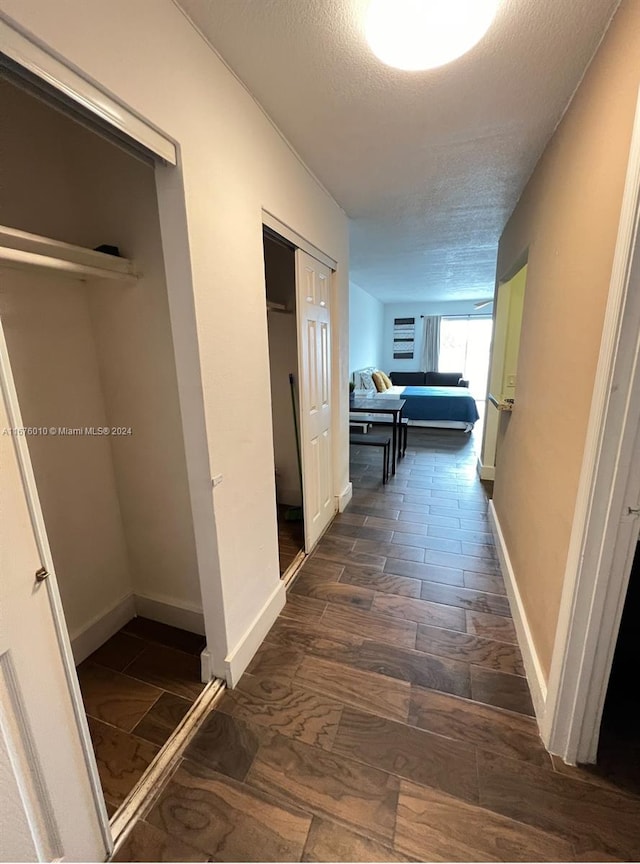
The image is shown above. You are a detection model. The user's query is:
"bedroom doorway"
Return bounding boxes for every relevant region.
[263,229,305,577]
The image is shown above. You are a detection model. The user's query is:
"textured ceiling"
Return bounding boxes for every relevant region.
[175,0,620,303]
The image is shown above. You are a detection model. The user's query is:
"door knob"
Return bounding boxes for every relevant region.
[35,567,49,582]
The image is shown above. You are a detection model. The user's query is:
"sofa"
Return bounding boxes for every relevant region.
[389,371,469,388]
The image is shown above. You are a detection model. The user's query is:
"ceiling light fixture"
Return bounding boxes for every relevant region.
[365,0,501,72]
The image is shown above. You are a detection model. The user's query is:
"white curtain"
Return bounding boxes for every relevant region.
[422,316,441,372]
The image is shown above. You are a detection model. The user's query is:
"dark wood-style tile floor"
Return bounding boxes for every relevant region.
[78,617,206,815]
[278,504,305,575]
[115,430,640,862]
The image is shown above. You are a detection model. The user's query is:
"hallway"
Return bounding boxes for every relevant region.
[116,429,640,862]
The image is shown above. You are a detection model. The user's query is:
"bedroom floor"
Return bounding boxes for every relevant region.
[113,427,640,862]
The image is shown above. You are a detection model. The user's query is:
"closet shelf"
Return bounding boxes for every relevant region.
[0,225,139,283]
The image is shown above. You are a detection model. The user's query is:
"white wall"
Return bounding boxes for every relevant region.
[0,269,133,639]
[382,300,488,373]
[349,282,384,373]
[0,0,350,677]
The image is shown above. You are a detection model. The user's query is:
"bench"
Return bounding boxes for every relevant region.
[349,432,391,484]
[369,417,409,458]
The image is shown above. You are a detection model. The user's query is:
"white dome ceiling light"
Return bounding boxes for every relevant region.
[365,0,501,72]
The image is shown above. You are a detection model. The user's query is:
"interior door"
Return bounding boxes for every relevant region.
[0,320,109,862]
[296,249,336,550]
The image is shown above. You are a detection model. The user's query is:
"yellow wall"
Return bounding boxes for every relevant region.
[493,0,640,677]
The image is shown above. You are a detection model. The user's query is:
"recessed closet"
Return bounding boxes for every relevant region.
[263,230,304,576]
[0,78,207,814]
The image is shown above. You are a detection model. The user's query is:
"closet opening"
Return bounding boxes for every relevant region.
[595,542,640,793]
[263,228,305,577]
[0,77,209,820]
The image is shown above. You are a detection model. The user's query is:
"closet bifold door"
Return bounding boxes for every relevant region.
[295,248,335,551]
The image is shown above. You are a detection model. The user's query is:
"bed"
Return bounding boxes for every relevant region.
[352,369,479,431]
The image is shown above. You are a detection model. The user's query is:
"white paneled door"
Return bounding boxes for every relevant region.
[0,321,108,862]
[296,250,336,550]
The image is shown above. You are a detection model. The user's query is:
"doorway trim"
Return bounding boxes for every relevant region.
[544,84,640,764]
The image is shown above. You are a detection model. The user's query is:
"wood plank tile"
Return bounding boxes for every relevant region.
[463,569,507,595]
[332,708,478,804]
[349,503,401,520]
[122,617,206,656]
[478,749,640,860]
[314,541,386,568]
[124,644,205,701]
[353,641,471,698]
[383,557,465,586]
[302,816,410,863]
[245,641,306,679]
[424,548,500,575]
[466,609,518,643]
[330,522,394,543]
[290,574,374,610]
[294,655,410,723]
[428,524,495,544]
[398,506,460,528]
[372,593,466,632]
[131,692,192,747]
[112,820,208,862]
[340,565,422,598]
[390,532,463,553]
[333,512,367,527]
[395,780,575,862]
[299,557,345,581]
[365,515,426,533]
[462,541,499,560]
[184,711,263,781]
[420,581,512,617]
[86,632,146,672]
[416,624,525,675]
[78,663,162,731]
[218,674,344,748]
[471,666,535,716]
[320,602,417,649]
[87,717,159,806]
[147,758,312,862]
[354,538,425,563]
[409,687,550,766]
[262,619,364,668]
[280,593,327,624]
[247,732,399,843]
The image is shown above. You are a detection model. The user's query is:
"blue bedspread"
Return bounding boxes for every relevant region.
[400,386,480,423]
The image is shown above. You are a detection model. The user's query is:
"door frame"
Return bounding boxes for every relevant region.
[543,84,640,764]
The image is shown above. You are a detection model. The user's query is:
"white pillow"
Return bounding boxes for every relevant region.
[359,370,376,391]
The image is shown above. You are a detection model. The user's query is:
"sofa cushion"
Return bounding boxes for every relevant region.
[425,371,465,387]
[389,372,427,386]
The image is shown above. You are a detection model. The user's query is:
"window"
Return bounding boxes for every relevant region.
[439,316,492,399]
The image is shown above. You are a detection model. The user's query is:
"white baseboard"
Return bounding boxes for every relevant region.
[477,458,495,481]
[134,592,205,635]
[338,482,353,512]
[70,592,136,664]
[489,501,548,722]
[223,579,286,687]
[70,591,207,664]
